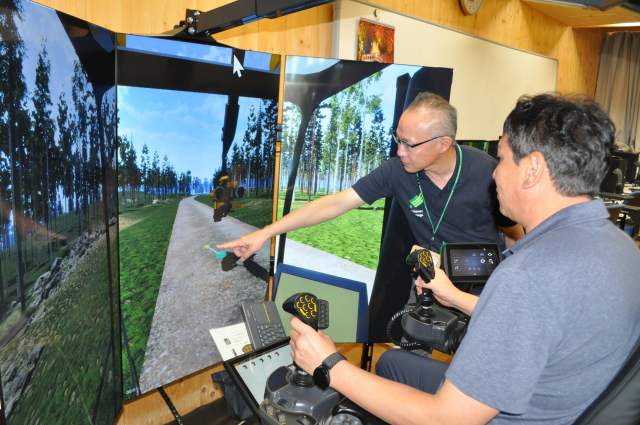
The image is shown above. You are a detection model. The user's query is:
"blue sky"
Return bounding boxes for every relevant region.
[118,37,277,184]
[17,1,89,139]
[125,35,277,73]
[284,57,423,140]
[118,86,265,183]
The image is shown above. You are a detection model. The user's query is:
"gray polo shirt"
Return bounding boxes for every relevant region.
[446,199,640,424]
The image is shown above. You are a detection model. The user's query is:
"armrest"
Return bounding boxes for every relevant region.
[599,192,633,201]
[621,205,640,212]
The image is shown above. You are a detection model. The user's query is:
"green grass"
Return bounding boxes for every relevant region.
[196,186,387,270]
[277,189,386,270]
[117,199,181,399]
[2,227,121,425]
[194,190,274,229]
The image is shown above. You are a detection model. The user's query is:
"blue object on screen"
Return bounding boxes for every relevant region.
[273,264,369,343]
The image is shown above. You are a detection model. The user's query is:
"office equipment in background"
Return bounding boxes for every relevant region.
[273,264,369,342]
[601,156,628,194]
[614,151,640,184]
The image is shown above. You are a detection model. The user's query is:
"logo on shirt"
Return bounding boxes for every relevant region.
[409,193,424,208]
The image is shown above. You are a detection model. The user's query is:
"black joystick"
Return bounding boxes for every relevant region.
[283,293,321,387]
[417,289,436,319]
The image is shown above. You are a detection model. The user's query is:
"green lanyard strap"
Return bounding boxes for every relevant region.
[416,144,462,249]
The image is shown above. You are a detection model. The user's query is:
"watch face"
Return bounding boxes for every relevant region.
[313,366,330,390]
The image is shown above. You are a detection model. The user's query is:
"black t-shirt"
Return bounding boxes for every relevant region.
[352,145,516,251]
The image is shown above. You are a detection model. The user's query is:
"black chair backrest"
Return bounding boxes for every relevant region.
[572,336,640,424]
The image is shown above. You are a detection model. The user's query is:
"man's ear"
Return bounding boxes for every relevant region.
[439,136,453,152]
[522,151,546,189]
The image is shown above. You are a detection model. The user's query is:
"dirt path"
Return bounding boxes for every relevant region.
[138,196,269,392]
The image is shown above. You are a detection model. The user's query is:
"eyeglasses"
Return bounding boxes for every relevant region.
[391,130,446,151]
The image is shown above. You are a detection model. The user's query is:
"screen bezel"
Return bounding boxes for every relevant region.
[442,243,501,284]
[222,338,293,417]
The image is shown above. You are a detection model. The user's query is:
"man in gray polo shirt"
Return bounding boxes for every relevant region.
[288,94,640,424]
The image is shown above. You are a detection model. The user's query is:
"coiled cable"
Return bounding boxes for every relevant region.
[386,308,420,348]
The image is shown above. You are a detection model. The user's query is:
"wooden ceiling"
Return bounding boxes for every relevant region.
[522,0,640,27]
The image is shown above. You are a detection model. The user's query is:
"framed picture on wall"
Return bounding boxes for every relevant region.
[357,19,395,63]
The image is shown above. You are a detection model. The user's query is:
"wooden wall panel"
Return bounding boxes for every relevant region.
[114,363,224,425]
[360,0,622,96]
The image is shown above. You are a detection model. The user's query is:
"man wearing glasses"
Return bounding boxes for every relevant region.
[219,92,524,267]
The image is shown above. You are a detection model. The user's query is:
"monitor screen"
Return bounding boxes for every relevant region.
[448,248,498,277]
[0,3,122,424]
[227,339,293,412]
[273,265,367,342]
[116,34,281,399]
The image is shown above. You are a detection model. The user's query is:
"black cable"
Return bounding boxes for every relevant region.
[158,387,184,425]
[386,308,420,348]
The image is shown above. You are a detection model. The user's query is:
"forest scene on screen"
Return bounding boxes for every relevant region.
[117,36,279,398]
[281,58,424,272]
[0,1,121,424]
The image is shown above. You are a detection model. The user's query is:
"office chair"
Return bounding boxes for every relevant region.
[572,335,640,424]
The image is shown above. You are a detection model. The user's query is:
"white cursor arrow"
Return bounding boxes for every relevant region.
[233,55,244,77]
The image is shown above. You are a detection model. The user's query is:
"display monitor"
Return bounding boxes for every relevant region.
[273,264,368,342]
[0,2,121,424]
[441,243,502,293]
[116,35,281,398]
[224,338,293,417]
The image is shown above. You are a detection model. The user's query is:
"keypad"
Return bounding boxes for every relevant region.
[257,323,287,345]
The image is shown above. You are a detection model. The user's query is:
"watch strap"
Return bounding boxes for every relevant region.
[322,352,347,370]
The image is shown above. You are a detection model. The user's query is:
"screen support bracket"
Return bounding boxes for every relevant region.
[168,0,335,38]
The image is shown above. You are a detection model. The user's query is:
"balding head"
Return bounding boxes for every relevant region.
[405,92,457,143]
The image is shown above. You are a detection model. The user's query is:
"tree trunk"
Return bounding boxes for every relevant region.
[8,124,25,311]
[45,147,53,268]
[332,137,341,194]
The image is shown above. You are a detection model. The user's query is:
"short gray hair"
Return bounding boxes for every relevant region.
[406,92,457,142]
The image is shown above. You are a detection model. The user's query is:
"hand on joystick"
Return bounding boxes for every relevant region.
[283,293,320,387]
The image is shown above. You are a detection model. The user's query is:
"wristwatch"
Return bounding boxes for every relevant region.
[313,352,347,390]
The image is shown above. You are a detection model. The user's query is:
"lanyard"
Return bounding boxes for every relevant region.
[416,144,462,250]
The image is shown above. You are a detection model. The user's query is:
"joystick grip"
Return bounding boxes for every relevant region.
[283,293,320,331]
[406,249,436,283]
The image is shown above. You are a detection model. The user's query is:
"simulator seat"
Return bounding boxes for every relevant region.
[572,335,640,424]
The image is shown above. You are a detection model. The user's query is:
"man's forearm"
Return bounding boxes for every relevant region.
[328,362,496,425]
[329,361,439,425]
[450,292,479,316]
[262,188,365,239]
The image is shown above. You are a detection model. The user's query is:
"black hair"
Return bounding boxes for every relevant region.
[503,94,615,198]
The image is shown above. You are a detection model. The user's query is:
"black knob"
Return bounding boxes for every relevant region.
[417,289,436,319]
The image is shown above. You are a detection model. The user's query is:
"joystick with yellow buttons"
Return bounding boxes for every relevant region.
[282,292,329,331]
